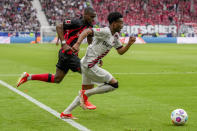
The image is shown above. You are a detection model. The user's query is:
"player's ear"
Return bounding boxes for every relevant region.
[111,22,115,28]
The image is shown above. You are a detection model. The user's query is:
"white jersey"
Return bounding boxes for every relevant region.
[81,27,123,68]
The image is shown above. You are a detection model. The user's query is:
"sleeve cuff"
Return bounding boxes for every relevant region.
[116,46,123,50]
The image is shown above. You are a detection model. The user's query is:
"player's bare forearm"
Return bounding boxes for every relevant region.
[73,28,93,51]
[62,43,72,52]
[117,36,136,55]
[56,24,72,51]
[56,24,64,41]
[117,44,132,55]
[76,28,93,45]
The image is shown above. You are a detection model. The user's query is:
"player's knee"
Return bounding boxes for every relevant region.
[54,77,63,83]
[109,82,119,89]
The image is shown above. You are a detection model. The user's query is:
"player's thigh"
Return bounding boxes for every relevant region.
[56,50,70,74]
[88,65,114,83]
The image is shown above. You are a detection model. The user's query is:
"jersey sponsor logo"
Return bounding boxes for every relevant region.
[65,20,71,24]
[102,41,112,48]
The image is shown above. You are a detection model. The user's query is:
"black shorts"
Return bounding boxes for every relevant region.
[56,49,81,73]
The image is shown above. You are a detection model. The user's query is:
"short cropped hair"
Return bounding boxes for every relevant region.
[107,12,123,24]
[84,7,95,14]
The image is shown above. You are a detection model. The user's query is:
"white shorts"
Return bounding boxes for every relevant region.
[81,65,113,85]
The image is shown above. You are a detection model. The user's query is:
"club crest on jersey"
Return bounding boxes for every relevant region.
[96,28,100,31]
[65,20,71,24]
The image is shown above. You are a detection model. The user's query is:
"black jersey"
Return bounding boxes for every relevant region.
[63,18,93,47]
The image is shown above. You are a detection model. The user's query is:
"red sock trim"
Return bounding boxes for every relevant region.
[51,74,54,83]
[31,74,55,83]
[81,90,88,101]
[82,85,85,90]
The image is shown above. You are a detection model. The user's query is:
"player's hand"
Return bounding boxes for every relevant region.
[99,60,103,67]
[62,44,72,51]
[128,36,136,45]
[56,41,59,46]
[72,43,80,53]
[56,37,60,46]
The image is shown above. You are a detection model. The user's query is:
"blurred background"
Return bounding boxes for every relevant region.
[0,0,197,43]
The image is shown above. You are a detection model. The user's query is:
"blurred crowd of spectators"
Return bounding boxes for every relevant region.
[1,0,197,32]
[0,0,40,32]
[92,0,197,26]
[39,0,90,26]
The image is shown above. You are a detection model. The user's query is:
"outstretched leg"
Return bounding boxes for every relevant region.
[17,67,67,87]
[60,78,118,119]
[60,95,80,119]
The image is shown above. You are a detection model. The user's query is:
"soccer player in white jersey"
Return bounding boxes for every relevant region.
[60,12,136,119]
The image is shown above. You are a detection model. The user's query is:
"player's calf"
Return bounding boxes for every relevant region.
[31,73,55,83]
[16,72,56,87]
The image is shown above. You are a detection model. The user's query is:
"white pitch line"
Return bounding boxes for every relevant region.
[0,80,90,131]
[112,71,197,75]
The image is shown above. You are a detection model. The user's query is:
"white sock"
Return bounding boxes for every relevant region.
[85,84,116,97]
[63,96,80,114]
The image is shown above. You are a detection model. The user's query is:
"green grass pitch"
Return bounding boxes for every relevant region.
[0,43,197,131]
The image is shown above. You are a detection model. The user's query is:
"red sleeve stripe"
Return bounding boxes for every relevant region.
[88,50,110,68]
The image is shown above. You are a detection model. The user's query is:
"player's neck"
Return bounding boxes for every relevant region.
[109,26,116,35]
[82,18,90,26]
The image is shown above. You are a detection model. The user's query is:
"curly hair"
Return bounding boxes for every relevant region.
[107,12,123,24]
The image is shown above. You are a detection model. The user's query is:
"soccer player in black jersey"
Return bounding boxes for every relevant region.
[17,7,97,116]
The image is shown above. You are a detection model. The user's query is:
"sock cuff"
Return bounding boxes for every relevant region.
[82,85,85,90]
[48,74,55,83]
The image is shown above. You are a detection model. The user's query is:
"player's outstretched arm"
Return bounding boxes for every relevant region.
[117,36,136,55]
[72,28,93,52]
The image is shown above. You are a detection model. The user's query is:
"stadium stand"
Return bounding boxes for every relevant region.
[39,0,89,26]
[0,0,197,32]
[92,0,197,26]
[0,0,40,32]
